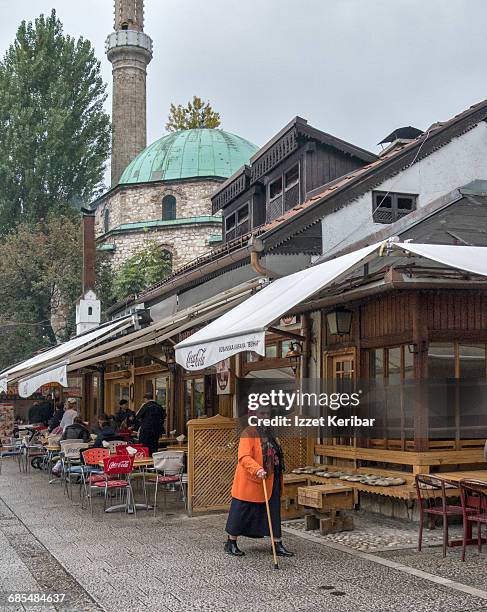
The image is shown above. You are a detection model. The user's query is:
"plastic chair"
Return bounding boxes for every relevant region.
[459,479,487,562]
[0,439,23,474]
[415,474,473,557]
[91,454,136,515]
[60,441,90,499]
[105,440,127,454]
[80,448,110,512]
[144,451,184,516]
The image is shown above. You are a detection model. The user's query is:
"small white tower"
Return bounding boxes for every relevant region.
[76,212,101,335]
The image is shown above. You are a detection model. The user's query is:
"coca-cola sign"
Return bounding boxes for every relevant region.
[107,459,131,470]
[185,348,207,369]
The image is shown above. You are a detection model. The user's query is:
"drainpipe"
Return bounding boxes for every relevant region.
[249,236,280,279]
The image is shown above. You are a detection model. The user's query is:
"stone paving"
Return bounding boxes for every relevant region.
[282,512,464,552]
[0,458,487,612]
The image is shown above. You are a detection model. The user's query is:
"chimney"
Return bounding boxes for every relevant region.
[82,211,96,293]
[378,126,424,157]
[76,210,101,335]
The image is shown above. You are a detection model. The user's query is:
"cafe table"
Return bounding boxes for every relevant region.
[437,470,487,546]
[96,456,154,513]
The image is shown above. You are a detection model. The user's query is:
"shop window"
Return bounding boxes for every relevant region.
[369,346,414,382]
[427,342,487,379]
[162,195,177,220]
[185,378,205,421]
[372,191,417,224]
[459,344,486,379]
[265,344,278,358]
[428,343,455,379]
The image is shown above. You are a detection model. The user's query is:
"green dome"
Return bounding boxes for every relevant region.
[119,128,259,184]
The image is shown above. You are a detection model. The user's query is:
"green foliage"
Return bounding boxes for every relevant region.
[0,214,115,371]
[0,10,110,232]
[166,95,221,132]
[114,241,172,300]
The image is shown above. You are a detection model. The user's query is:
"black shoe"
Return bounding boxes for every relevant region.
[274,541,294,557]
[224,539,245,556]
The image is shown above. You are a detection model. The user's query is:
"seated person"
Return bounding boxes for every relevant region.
[48,402,64,432]
[61,417,91,442]
[114,399,136,429]
[93,414,117,448]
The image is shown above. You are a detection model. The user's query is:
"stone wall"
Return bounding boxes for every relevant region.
[95,178,222,234]
[94,178,224,271]
[107,222,221,271]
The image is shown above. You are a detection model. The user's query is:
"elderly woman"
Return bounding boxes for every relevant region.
[224,405,294,558]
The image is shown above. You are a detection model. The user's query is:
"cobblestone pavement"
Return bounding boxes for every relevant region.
[282,512,464,552]
[0,458,487,612]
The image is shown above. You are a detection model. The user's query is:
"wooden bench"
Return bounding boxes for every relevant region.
[298,483,354,534]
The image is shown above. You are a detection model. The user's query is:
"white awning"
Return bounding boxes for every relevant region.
[175,242,487,371]
[0,317,132,395]
[65,280,262,372]
[176,242,381,370]
[18,361,69,399]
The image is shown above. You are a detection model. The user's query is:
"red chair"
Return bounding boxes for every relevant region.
[459,479,487,561]
[81,448,110,512]
[91,454,136,515]
[415,474,474,557]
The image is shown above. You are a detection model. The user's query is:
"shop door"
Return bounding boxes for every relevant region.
[331,354,355,384]
[327,351,356,449]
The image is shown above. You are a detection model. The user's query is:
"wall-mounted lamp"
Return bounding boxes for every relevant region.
[326,307,353,336]
[285,341,302,374]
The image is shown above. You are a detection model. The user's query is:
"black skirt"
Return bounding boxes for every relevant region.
[225,472,281,539]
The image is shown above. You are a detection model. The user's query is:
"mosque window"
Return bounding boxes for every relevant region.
[104,208,110,233]
[162,195,177,220]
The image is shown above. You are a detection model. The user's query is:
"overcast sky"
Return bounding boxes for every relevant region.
[0,0,486,160]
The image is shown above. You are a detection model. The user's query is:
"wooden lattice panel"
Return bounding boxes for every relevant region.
[188,415,239,515]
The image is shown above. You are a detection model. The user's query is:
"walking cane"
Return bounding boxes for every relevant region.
[262,478,279,570]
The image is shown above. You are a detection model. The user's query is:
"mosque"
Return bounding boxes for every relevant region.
[92,0,258,271]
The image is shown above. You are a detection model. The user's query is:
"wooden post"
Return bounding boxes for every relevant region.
[412,293,429,452]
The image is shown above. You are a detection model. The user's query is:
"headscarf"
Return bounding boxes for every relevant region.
[256,426,285,475]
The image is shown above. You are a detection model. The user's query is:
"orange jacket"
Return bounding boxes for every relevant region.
[231,428,279,503]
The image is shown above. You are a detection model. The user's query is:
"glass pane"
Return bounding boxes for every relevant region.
[270,178,283,199]
[428,343,455,379]
[145,380,153,395]
[376,194,392,209]
[265,344,278,358]
[194,379,204,417]
[370,349,384,380]
[285,165,299,187]
[397,196,414,210]
[154,376,168,407]
[184,380,192,423]
[388,347,401,385]
[281,340,291,358]
[459,344,486,379]
[403,348,414,380]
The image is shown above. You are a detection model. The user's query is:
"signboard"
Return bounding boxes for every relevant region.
[216,359,233,395]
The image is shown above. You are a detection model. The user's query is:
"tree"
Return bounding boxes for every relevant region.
[166,95,221,132]
[0,214,114,371]
[114,241,172,300]
[0,10,110,231]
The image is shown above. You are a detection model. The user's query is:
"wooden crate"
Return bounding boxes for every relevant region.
[298,484,354,511]
[281,474,308,519]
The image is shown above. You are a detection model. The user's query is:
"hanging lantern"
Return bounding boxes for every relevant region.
[326,307,353,336]
[285,342,302,374]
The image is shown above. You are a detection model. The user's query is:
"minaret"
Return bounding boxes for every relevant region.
[106,0,153,186]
